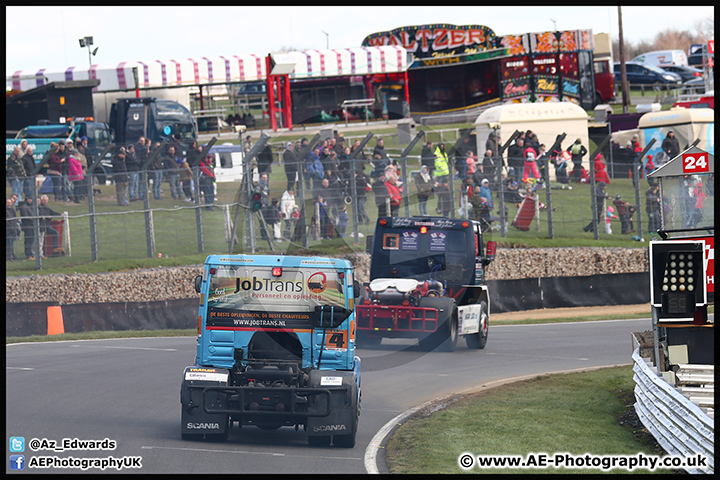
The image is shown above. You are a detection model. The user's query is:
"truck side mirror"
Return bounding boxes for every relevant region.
[353,280,361,298]
[365,235,374,254]
[314,305,352,328]
[194,275,203,293]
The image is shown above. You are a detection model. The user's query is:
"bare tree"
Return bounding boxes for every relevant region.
[612,26,711,61]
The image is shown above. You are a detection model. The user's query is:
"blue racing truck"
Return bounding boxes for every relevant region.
[181,254,361,447]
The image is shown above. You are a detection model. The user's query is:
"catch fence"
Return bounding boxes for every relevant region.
[7,129,674,271]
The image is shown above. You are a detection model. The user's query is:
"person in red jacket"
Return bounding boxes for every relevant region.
[199,154,216,210]
[593,153,611,184]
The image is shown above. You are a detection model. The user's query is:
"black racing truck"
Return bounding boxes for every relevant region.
[356,217,497,351]
[181,254,361,447]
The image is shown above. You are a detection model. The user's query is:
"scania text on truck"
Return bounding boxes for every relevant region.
[181,254,361,447]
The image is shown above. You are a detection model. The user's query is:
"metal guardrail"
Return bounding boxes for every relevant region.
[631,333,714,475]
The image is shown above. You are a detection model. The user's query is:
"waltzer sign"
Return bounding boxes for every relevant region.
[361,24,500,61]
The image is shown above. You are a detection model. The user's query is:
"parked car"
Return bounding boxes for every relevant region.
[613,62,683,88]
[236,82,266,95]
[660,65,704,82]
[680,77,707,95]
[687,53,714,69]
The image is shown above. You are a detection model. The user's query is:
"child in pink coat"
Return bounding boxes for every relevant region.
[68,153,85,203]
[605,206,618,234]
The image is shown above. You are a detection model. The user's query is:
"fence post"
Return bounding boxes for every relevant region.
[194,166,204,254]
[88,175,99,261]
[86,144,113,261]
[142,170,154,258]
[495,130,522,237]
[632,137,656,241]
[398,129,426,218]
[62,211,71,257]
[346,132,374,243]
[545,133,567,240]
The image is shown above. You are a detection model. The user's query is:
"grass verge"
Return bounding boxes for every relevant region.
[6,329,196,344]
[385,365,674,474]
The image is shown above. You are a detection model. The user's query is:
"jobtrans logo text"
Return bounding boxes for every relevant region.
[238,277,303,293]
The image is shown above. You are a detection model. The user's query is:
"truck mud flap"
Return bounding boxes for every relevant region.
[306,370,359,437]
[181,367,230,435]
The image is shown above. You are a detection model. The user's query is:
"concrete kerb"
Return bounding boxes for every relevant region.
[363,362,632,474]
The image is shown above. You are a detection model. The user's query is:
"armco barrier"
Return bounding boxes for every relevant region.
[631,334,714,475]
[6,273,649,338]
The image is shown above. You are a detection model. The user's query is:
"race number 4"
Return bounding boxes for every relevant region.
[682,152,709,173]
[325,330,348,350]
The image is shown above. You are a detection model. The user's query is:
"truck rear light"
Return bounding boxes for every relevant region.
[272,267,282,277]
[419,226,428,234]
[461,221,469,228]
[486,241,497,259]
[379,219,387,226]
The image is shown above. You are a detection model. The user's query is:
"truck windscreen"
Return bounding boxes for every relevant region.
[371,227,473,284]
[207,266,347,329]
[208,266,345,311]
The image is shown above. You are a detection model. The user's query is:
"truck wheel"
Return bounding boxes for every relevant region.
[466,301,488,349]
[308,435,331,447]
[418,298,457,352]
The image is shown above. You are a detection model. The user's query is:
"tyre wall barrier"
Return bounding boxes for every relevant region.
[6,273,650,338]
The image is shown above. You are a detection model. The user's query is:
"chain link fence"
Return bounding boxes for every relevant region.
[8,126,691,271]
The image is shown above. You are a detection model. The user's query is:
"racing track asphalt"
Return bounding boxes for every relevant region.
[6,318,651,474]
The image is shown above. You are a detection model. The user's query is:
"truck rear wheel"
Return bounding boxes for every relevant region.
[333,392,359,448]
[418,297,458,352]
[466,301,488,349]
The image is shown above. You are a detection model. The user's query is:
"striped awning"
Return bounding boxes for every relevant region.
[6,46,408,93]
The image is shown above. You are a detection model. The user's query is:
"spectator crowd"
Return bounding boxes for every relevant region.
[8,127,711,261]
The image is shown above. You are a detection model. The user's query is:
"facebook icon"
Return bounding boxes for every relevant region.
[10,455,25,470]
